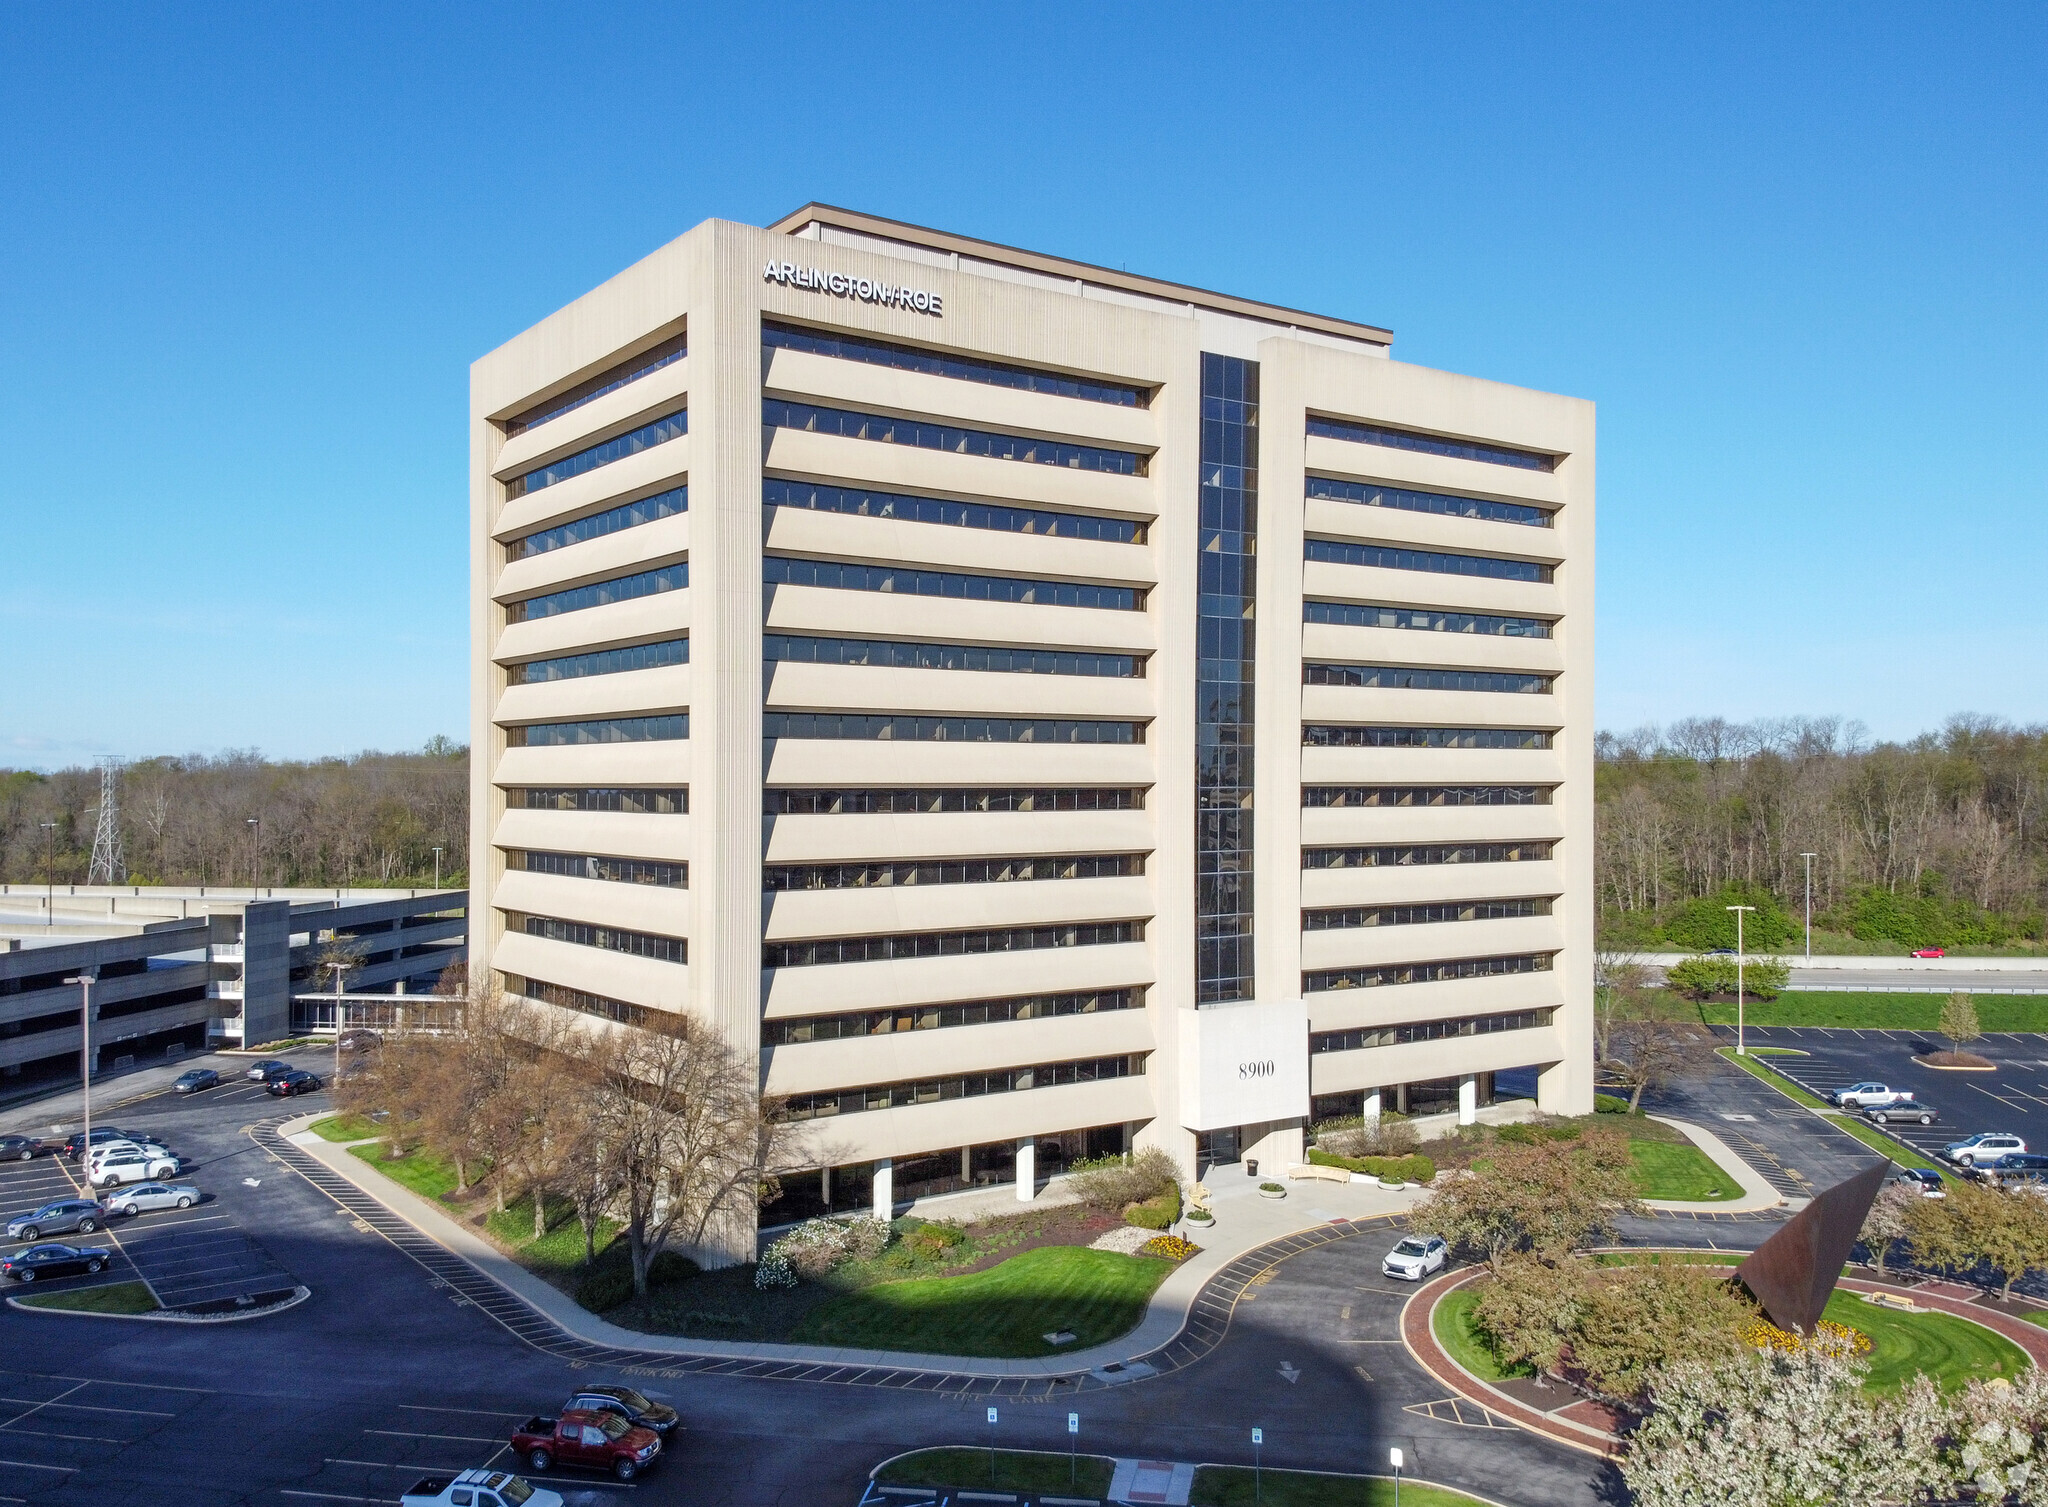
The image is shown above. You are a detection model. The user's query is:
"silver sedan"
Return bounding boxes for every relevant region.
[106,1183,200,1216]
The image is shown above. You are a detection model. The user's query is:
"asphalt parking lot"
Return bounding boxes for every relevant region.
[1736,1025,2048,1163]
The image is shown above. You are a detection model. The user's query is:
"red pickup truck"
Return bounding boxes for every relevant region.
[510,1409,661,1480]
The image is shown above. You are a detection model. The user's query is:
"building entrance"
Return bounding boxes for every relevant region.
[1196,1125,1241,1174]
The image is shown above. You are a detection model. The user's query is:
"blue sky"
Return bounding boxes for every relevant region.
[3,3,2043,765]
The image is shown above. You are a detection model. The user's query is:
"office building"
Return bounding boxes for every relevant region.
[471,206,1593,1250]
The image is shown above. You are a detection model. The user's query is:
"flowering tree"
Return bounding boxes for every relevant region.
[1858,1180,1919,1278]
[1419,1129,1642,1272]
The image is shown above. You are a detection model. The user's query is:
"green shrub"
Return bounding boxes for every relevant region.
[1595,1093,1634,1114]
[1071,1146,1182,1209]
[1667,953,1790,1001]
[1305,1148,1435,1184]
[648,1251,699,1286]
[577,1261,634,1313]
[1124,1183,1181,1230]
[1662,881,1795,951]
[899,1220,968,1261]
[1495,1123,1538,1144]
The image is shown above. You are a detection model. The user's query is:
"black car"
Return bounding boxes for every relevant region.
[0,1134,45,1162]
[172,1068,221,1094]
[1,1243,113,1283]
[566,1386,680,1438]
[266,1070,323,1098]
[60,1127,158,1160]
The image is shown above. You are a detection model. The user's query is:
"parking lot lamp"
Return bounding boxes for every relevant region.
[329,956,354,1083]
[246,817,260,896]
[63,971,96,1158]
[432,847,443,890]
[1727,905,1757,1054]
[1800,853,1817,960]
[40,821,57,926]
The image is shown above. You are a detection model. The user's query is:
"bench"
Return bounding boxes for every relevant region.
[1287,1162,1351,1184]
[1861,1289,1919,1312]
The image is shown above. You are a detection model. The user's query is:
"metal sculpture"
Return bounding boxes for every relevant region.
[1735,1160,1889,1334]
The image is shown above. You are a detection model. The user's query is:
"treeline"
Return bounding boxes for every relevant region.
[1598,715,2048,950]
[0,741,468,890]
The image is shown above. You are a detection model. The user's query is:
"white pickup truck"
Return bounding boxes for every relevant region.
[1830,1083,1914,1110]
[400,1469,560,1507]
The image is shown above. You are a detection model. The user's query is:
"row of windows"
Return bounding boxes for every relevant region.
[763,853,1141,891]
[1303,726,1552,750]
[1303,785,1550,808]
[782,1054,1142,1122]
[505,562,687,623]
[764,634,1139,679]
[1305,537,1553,585]
[1304,664,1552,694]
[1303,898,1552,931]
[764,398,1146,476]
[1305,601,1553,638]
[1305,841,1553,869]
[763,554,1143,612]
[519,913,686,964]
[509,849,688,887]
[761,988,1139,1046]
[762,713,1141,745]
[764,919,1142,969]
[764,477,1143,544]
[508,715,687,747]
[763,321,1148,408]
[504,332,687,437]
[522,976,650,1027]
[506,409,687,498]
[1311,1008,1554,1055]
[1304,952,1554,994]
[509,638,687,685]
[505,486,687,561]
[1306,415,1556,472]
[767,787,1144,815]
[508,786,687,814]
[1305,475,1551,528]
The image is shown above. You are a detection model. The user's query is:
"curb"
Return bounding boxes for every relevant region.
[1639,1114,1785,1213]
[6,1284,311,1324]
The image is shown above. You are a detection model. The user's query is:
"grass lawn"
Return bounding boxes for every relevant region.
[1697,993,2048,1032]
[793,1245,1174,1358]
[1191,1466,1492,1507]
[307,1114,382,1143]
[350,1141,461,1200]
[1825,1290,2030,1393]
[1631,1139,1745,1201]
[1746,1045,1810,1056]
[877,1448,1115,1495]
[15,1280,158,1315]
[1432,1286,1532,1381]
[1823,1115,1952,1176]
[347,1143,614,1286]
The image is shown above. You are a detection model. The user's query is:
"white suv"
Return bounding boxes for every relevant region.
[1382,1235,1448,1281]
[1943,1133,2026,1168]
[89,1147,179,1187]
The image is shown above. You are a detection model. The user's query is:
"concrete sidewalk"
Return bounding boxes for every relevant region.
[1641,1114,1784,1214]
[280,1113,1423,1378]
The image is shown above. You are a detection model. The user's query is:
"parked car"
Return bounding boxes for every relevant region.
[246,1059,294,1082]
[1966,1152,2048,1183]
[1868,1101,1939,1127]
[0,1134,46,1162]
[338,1029,382,1053]
[564,1386,680,1438]
[60,1127,159,1159]
[1831,1083,1915,1110]
[265,1069,322,1098]
[1942,1133,2027,1167]
[172,1068,220,1094]
[1889,1168,1946,1198]
[1381,1234,1449,1281]
[5,1199,107,1240]
[511,1410,661,1480]
[106,1182,200,1216]
[1910,947,1947,958]
[1,1243,112,1282]
[401,1470,559,1507]
[87,1139,174,1173]
[89,1149,182,1188]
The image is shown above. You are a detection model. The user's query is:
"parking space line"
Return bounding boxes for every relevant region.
[364,1430,502,1442]
[279,1493,397,1504]
[0,1381,86,1434]
[395,1404,519,1417]
[0,1395,176,1417]
[0,1459,74,1472]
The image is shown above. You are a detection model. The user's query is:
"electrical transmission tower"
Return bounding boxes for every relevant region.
[88,757,127,884]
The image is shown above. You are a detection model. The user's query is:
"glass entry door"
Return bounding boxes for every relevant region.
[1196,1125,1241,1174]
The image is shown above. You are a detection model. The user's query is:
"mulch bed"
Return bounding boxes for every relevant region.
[1917,1050,1995,1069]
[937,1202,1125,1277]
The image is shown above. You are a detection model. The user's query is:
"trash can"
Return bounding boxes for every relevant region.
[1246,1158,1259,1178]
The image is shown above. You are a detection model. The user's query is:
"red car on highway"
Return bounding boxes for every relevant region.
[1910,947,1946,958]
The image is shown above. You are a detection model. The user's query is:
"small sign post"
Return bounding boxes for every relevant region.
[1068,1411,1079,1485]
[987,1406,999,1485]
[1252,1427,1264,1504]
[1390,1446,1404,1507]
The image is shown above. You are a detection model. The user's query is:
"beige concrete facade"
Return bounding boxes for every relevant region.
[471,206,1593,1256]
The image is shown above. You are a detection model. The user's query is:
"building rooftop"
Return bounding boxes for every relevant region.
[768,203,1394,349]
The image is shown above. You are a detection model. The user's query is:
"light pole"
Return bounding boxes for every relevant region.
[63,971,95,1166]
[246,817,261,897]
[1800,853,1817,961]
[1727,904,1757,1055]
[40,821,57,927]
[432,847,443,890]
